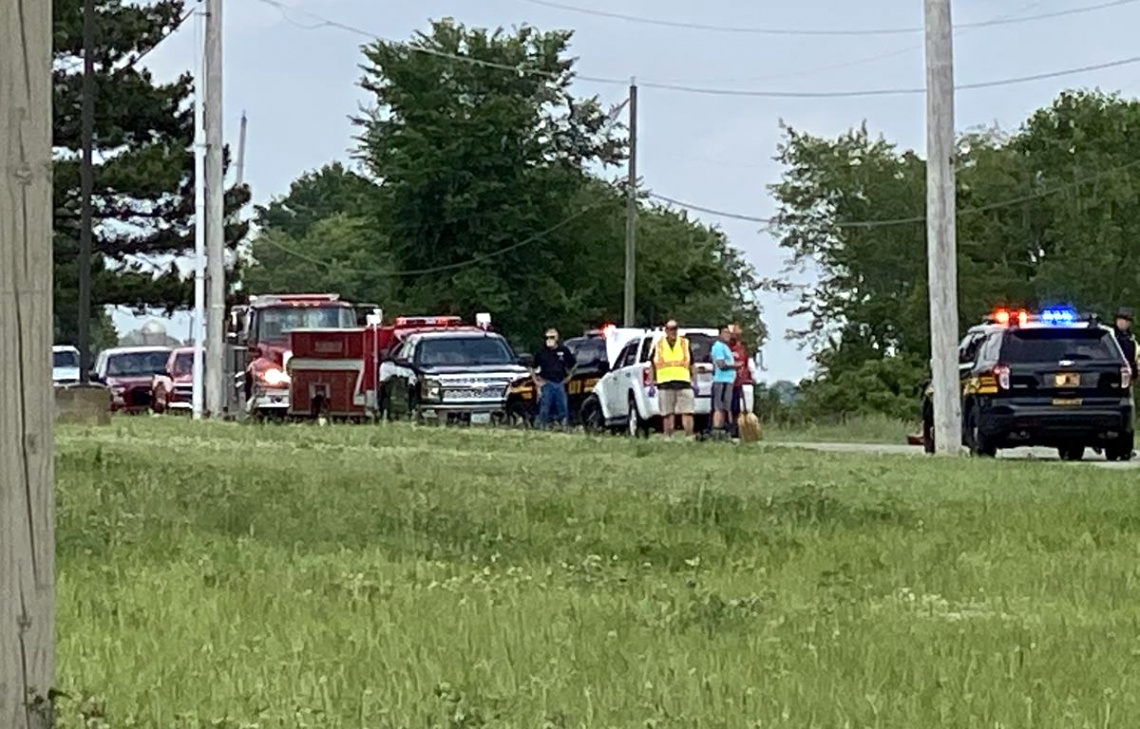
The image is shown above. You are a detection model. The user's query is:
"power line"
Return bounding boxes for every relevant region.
[641,54,1140,98]
[249,0,1140,100]
[256,200,608,277]
[648,158,1140,228]
[58,7,195,73]
[517,0,1140,37]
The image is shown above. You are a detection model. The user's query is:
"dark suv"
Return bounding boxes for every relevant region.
[921,310,1134,461]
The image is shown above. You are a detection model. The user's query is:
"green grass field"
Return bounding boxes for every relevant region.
[56,419,1140,728]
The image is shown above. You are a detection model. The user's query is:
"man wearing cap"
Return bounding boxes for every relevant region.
[532,328,576,429]
[650,320,697,437]
[1114,308,1137,380]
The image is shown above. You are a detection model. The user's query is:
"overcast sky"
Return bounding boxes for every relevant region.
[120,0,1140,382]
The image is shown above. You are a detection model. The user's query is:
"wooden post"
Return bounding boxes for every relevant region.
[924,0,962,454]
[0,0,56,725]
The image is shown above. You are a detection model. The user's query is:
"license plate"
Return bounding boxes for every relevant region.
[1054,373,1080,387]
[470,412,492,425]
[1052,398,1082,406]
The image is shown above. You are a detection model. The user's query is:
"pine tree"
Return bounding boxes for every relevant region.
[52,0,249,350]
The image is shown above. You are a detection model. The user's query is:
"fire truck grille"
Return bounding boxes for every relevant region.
[173,385,194,400]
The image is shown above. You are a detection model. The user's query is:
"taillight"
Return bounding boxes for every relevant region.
[993,365,1011,390]
[641,367,653,388]
[1122,365,1132,391]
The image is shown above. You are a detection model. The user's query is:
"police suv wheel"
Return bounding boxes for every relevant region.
[581,395,604,434]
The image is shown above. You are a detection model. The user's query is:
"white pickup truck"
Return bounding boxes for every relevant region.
[581,327,719,436]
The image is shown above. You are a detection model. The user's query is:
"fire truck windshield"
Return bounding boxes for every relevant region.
[256,306,356,341]
[416,336,516,367]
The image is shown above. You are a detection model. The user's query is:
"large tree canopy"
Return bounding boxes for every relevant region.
[245,20,766,349]
[53,0,249,349]
[770,90,1140,417]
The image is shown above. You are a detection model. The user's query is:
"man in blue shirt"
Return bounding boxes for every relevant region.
[710,325,741,438]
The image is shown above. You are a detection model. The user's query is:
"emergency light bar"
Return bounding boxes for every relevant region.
[986,307,1090,327]
[393,315,463,328]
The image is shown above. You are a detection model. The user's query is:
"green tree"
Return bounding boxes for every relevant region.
[244,20,766,351]
[52,0,249,348]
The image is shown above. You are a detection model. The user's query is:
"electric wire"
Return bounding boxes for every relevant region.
[648,158,1140,229]
[256,199,609,277]
[516,0,1140,37]
[250,0,1140,99]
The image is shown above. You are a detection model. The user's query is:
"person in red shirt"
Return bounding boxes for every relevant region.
[729,324,754,420]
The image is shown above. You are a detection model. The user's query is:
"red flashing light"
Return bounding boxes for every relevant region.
[1018,310,1029,327]
[994,309,1010,325]
[393,315,463,328]
[601,323,616,339]
[991,308,1029,326]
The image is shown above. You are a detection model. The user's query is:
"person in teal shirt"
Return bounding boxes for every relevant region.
[710,326,741,437]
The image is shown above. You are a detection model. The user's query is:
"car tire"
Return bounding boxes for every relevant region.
[627,395,649,438]
[1058,445,1086,462]
[581,395,605,435]
[506,399,532,429]
[1105,432,1134,462]
[965,403,996,457]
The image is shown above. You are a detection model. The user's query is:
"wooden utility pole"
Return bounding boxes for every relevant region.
[204,0,226,417]
[924,0,962,454]
[77,0,96,380]
[192,0,207,420]
[1,0,57,724]
[623,77,638,328]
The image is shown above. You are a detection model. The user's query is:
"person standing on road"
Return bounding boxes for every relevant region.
[710,326,741,439]
[650,320,696,438]
[1114,307,1137,380]
[728,324,756,434]
[532,328,576,429]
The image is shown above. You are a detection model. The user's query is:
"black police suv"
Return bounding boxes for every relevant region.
[921,310,1134,461]
[562,331,611,426]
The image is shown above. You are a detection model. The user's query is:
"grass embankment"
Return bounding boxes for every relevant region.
[57,420,1140,727]
[764,413,913,445]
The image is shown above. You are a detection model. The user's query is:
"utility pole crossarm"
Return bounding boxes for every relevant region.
[0,0,56,724]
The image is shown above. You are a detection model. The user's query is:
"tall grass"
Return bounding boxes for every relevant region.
[56,419,1140,727]
[764,413,914,444]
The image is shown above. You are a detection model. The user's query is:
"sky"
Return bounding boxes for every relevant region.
[116,0,1140,383]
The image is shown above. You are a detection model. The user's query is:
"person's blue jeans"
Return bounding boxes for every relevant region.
[538,382,569,427]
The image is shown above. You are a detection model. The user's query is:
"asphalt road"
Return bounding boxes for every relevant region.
[769,441,1140,469]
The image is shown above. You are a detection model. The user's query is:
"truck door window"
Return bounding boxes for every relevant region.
[615,342,638,369]
[638,336,655,363]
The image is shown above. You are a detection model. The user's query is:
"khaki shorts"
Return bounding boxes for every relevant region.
[658,386,695,416]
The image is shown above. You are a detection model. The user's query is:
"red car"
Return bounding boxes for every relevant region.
[91,346,172,412]
[152,348,197,414]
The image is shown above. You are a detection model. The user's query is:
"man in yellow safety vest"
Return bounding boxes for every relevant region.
[650,320,696,437]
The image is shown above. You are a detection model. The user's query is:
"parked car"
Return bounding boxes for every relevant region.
[91,346,172,412]
[52,345,81,386]
[151,348,197,414]
[583,327,718,436]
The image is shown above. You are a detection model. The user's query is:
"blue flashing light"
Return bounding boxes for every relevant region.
[1041,307,1076,324]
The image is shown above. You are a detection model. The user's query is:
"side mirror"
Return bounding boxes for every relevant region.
[517,353,535,368]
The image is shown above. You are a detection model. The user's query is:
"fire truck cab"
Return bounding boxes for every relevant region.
[227,293,378,417]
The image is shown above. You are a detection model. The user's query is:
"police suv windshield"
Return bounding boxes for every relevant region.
[53,350,79,368]
[416,336,516,367]
[257,306,356,341]
[106,350,170,377]
[564,337,607,369]
[1001,328,1121,363]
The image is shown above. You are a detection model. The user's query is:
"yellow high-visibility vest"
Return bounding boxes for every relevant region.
[653,336,691,384]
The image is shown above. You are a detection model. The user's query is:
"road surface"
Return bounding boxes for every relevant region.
[769,441,1139,469]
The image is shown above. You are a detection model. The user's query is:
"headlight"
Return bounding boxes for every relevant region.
[422,377,442,400]
[261,367,290,387]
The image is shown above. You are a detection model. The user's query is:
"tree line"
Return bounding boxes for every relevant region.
[769,90,1140,421]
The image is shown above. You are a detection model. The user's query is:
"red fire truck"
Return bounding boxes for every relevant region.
[286,313,537,424]
[227,293,378,417]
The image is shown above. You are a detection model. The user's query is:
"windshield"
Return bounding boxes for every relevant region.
[171,352,194,376]
[53,350,79,368]
[416,336,516,367]
[105,350,170,377]
[687,333,715,364]
[565,337,607,369]
[1002,329,1120,363]
[256,306,356,341]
